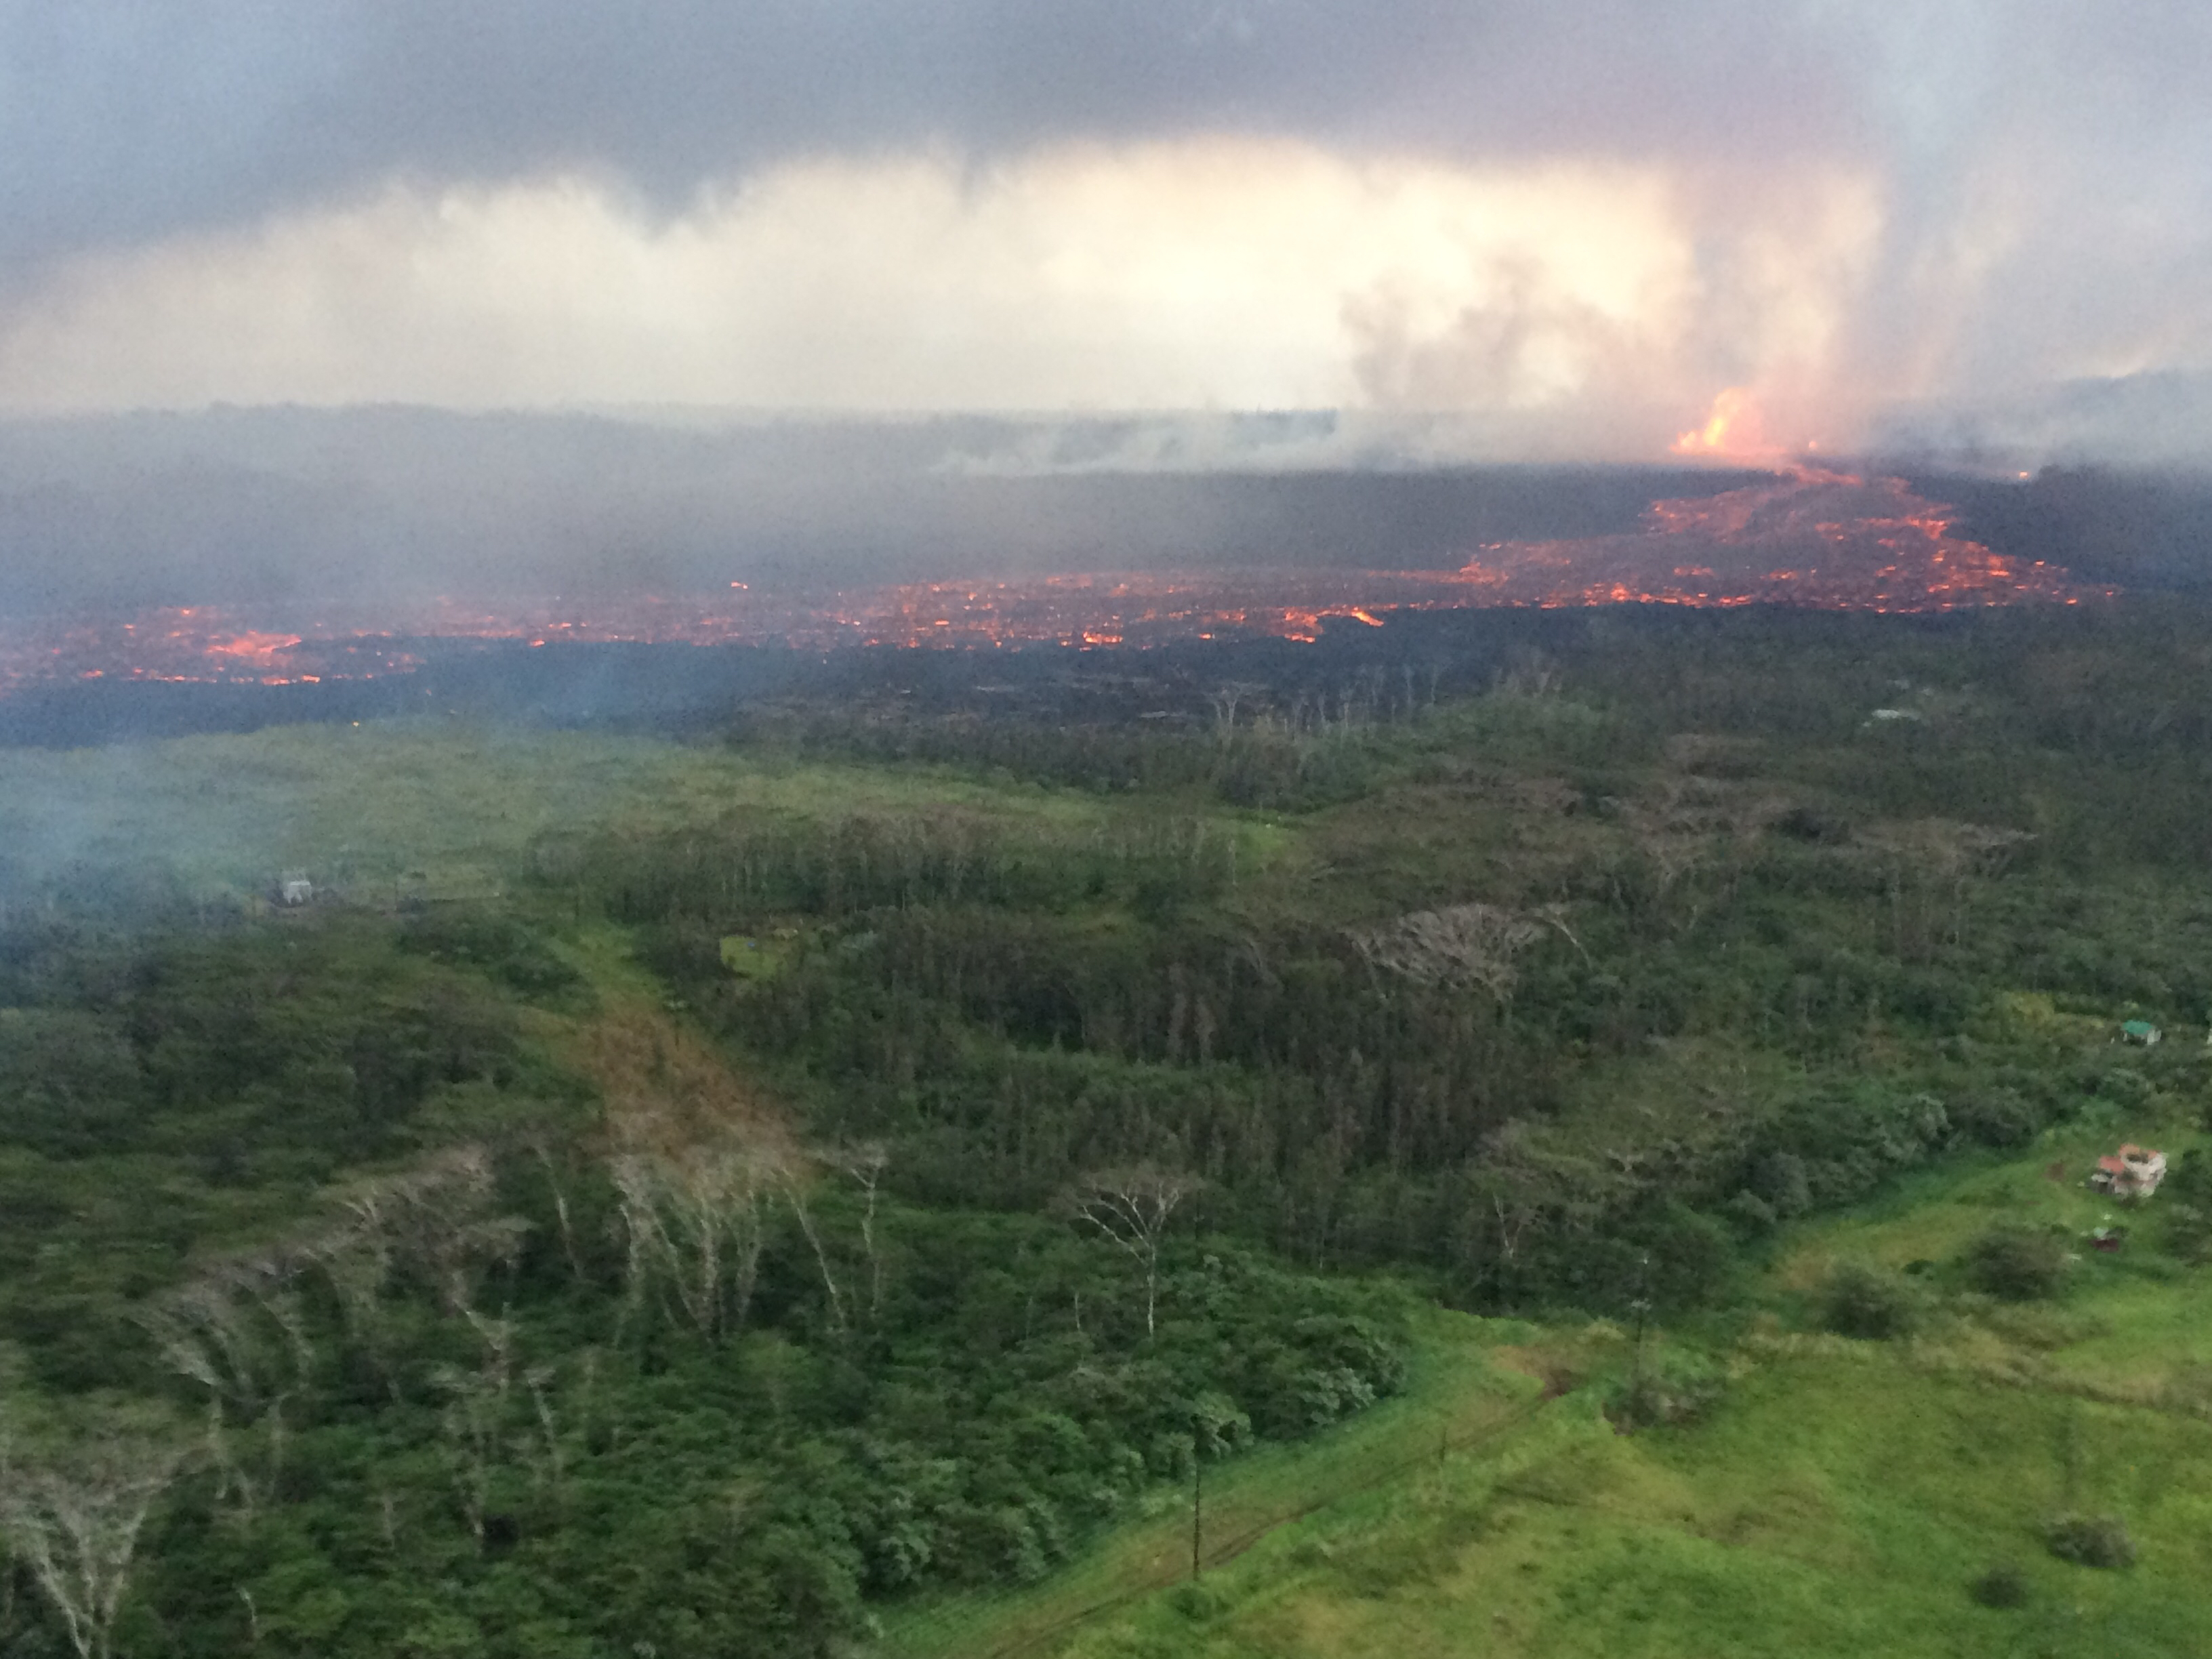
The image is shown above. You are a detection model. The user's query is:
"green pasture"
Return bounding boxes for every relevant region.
[939,1126,2212,1659]
[1777,1099,2212,1401]
[880,1305,1542,1659]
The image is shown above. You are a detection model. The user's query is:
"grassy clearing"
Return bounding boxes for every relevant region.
[1777,1101,2212,1404]
[930,1122,2212,1658]
[1040,1376,2212,1658]
[880,1305,1542,1659]
[0,718,1274,901]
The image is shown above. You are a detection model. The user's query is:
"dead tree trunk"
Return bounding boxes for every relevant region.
[1066,1167,1200,1338]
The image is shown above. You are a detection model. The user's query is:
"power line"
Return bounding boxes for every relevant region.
[891,1391,1551,1659]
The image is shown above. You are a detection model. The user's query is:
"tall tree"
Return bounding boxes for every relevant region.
[1066,1166,1200,1338]
[0,1418,186,1659]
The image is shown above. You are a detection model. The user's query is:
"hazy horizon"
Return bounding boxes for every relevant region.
[5,7,2209,615]
[5,4,2210,472]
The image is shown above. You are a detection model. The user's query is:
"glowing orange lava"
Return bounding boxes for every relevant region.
[0,468,2106,694]
[207,630,305,667]
[1672,387,1770,459]
[1458,466,2093,611]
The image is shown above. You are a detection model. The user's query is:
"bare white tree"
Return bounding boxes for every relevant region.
[0,1424,186,1659]
[305,1231,397,1393]
[321,1145,526,1321]
[819,1142,890,1324]
[1349,903,1548,1004]
[781,1179,847,1336]
[1208,682,1265,741]
[428,1311,518,1547]
[610,1145,771,1342]
[527,1136,587,1285]
[523,1364,563,1492]
[136,1252,311,1519]
[1858,817,2033,953]
[1615,765,1796,933]
[583,1006,804,1344]
[1066,1167,1200,1338]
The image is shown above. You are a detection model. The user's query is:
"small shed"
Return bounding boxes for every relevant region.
[2089,1144,2167,1200]
[2121,1019,2162,1046]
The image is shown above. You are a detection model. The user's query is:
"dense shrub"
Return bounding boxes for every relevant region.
[1748,1151,1813,1218]
[2045,1514,2135,1569]
[1604,1348,1726,1431]
[1817,1260,1919,1339]
[1967,1561,2029,1607]
[0,1007,146,1155]
[1964,1226,2070,1301]
[2160,1150,2212,1263]
[1948,1088,2043,1149]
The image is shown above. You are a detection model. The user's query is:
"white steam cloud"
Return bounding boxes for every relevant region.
[0,142,1883,455]
[3,4,2209,466]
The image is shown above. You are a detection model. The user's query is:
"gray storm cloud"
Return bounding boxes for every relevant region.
[0,1,1870,276]
[0,1,2209,459]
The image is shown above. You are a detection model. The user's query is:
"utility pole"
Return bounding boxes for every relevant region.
[1191,1452,1204,1580]
[1630,1250,1653,1393]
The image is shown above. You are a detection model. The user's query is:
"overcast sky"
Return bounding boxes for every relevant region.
[3,2,2209,459]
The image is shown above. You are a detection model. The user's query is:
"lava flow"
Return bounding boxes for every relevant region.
[0,468,2104,694]
[1456,466,2097,611]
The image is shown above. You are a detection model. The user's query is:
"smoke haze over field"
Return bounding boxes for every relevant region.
[0,408,1784,610]
[1,3,2209,465]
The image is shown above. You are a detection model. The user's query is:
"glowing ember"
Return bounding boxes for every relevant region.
[0,468,2104,695]
[207,631,305,667]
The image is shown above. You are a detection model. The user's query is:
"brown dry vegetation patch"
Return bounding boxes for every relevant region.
[571,1005,800,1165]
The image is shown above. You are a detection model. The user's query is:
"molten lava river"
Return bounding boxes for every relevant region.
[0,468,2101,693]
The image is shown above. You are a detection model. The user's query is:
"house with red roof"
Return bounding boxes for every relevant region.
[2089,1144,2167,1200]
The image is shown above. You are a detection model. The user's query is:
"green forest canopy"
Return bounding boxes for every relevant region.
[5,600,2212,1654]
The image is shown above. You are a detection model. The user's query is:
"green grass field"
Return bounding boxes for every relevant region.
[0,718,1271,902]
[880,1305,1545,1659]
[911,1109,2212,1658]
